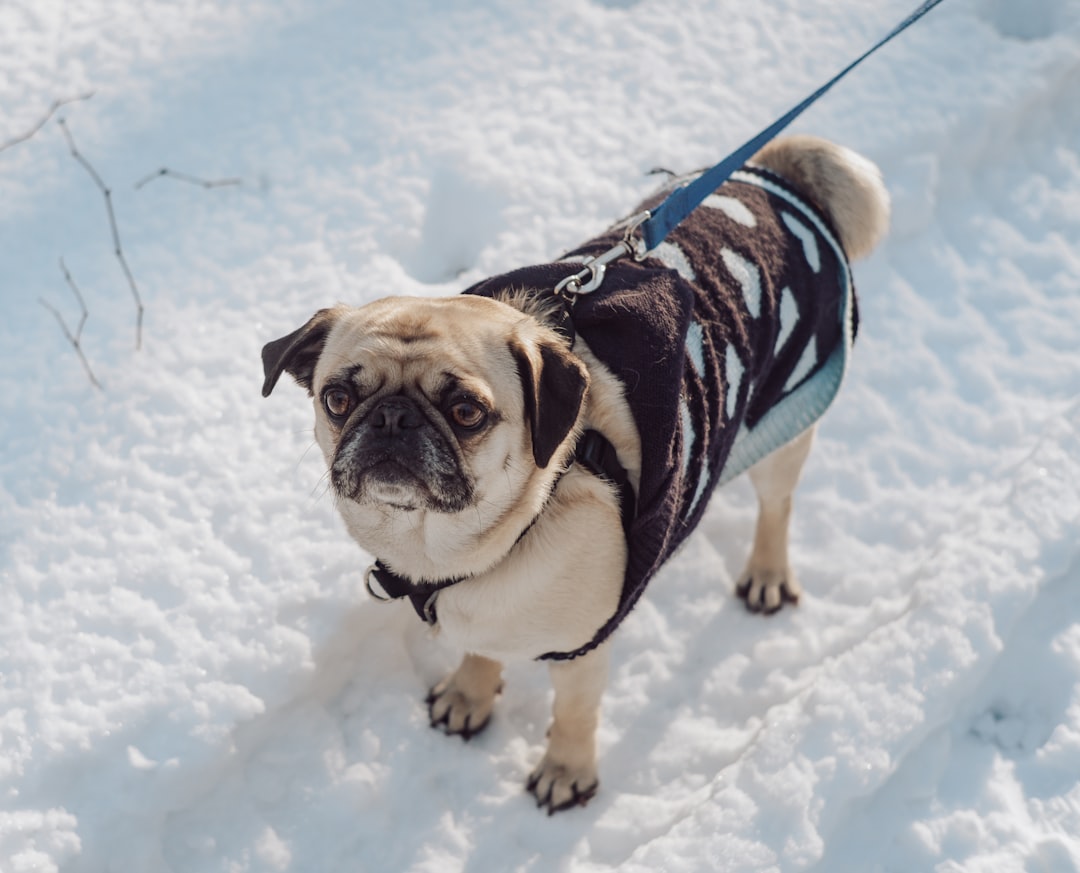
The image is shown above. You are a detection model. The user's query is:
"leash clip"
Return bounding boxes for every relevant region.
[554,210,650,302]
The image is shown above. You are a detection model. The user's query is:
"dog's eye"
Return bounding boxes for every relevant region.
[323,388,354,420]
[449,400,487,430]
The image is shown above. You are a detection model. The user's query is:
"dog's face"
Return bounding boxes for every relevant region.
[262,295,589,578]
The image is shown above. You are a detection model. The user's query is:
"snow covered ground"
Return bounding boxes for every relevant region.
[2,0,1079,870]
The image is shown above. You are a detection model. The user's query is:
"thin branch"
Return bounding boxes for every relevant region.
[134,167,243,190]
[0,92,94,154]
[58,117,144,350]
[59,257,90,339]
[40,259,102,390]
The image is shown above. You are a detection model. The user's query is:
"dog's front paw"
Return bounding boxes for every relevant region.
[737,565,801,614]
[427,656,503,741]
[427,681,498,741]
[526,755,599,815]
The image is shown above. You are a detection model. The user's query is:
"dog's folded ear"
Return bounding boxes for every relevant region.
[261,308,342,397]
[510,339,589,469]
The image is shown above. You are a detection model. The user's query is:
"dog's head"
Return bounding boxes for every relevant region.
[262,295,588,575]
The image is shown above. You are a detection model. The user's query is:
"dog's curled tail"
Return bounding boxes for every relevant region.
[753,135,890,262]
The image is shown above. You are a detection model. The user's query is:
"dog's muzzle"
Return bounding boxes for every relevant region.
[330,394,474,512]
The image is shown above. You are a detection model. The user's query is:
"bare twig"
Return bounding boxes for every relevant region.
[40,259,102,390]
[59,257,90,339]
[134,167,243,190]
[0,92,94,154]
[58,117,144,350]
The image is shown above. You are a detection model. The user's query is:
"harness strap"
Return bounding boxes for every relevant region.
[365,562,459,624]
[574,429,636,537]
[364,428,635,624]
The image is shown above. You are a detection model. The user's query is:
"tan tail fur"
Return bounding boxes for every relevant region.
[753,135,890,261]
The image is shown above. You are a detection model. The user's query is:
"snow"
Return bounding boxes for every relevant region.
[2,0,1079,870]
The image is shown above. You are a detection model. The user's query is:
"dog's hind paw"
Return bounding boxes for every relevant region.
[736,566,801,614]
[526,757,598,815]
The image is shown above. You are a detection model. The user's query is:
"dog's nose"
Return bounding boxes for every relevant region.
[369,396,425,435]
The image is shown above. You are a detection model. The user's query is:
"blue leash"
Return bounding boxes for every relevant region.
[554,0,947,301]
[641,0,947,251]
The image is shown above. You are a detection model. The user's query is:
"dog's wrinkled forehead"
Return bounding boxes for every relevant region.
[314,296,523,399]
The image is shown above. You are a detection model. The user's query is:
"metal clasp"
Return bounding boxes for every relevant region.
[421,592,439,625]
[364,565,392,602]
[554,210,651,302]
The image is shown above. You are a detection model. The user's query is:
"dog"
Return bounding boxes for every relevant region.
[261,135,889,814]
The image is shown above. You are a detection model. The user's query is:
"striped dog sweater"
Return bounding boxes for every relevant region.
[465,164,857,660]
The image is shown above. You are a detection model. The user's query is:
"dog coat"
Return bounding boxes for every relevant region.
[465,164,857,660]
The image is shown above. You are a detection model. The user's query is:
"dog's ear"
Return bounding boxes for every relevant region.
[261,308,341,397]
[510,339,589,469]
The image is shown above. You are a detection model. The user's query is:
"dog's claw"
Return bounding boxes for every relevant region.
[737,568,801,614]
[426,682,496,741]
[551,780,598,815]
[527,774,598,815]
[460,713,491,742]
[526,759,598,814]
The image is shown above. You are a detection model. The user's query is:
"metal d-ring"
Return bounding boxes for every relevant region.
[553,210,651,303]
[622,209,653,261]
[364,565,392,602]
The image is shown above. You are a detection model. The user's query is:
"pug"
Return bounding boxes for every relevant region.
[261,135,889,814]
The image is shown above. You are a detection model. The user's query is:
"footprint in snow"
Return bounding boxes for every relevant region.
[969,703,1050,755]
[401,166,507,284]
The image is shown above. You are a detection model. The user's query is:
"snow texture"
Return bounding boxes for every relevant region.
[2,0,1079,870]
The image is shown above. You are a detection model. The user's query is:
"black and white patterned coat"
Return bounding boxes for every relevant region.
[467,164,856,660]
